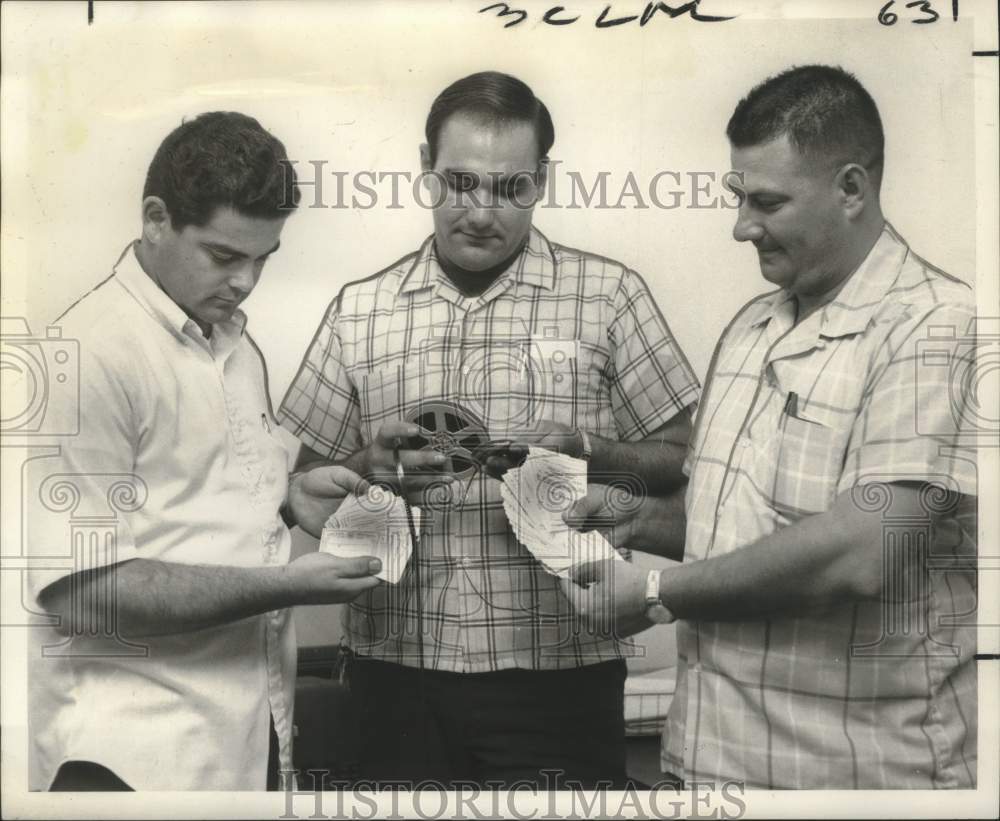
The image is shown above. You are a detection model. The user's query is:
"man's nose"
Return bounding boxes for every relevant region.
[227,263,256,295]
[732,204,764,243]
[464,198,496,231]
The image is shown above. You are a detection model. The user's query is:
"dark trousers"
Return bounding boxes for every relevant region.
[347,657,628,789]
[50,719,281,791]
[50,761,133,791]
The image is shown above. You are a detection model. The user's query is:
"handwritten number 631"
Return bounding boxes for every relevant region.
[878,0,960,25]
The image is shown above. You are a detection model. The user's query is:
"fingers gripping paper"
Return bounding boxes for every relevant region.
[500,447,622,577]
[319,489,420,584]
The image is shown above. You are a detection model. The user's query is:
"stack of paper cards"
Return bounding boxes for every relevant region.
[499,447,622,577]
[319,489,420,584]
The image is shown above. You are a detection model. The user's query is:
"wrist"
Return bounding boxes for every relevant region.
[645,568,676,624]
[277,563,299,605]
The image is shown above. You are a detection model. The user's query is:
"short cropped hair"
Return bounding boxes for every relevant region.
[425,71,555,166]
[143,111,299,230]
[727,65,885,185]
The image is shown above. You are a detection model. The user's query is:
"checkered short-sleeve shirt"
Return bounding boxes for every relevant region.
[280,227,699,672]
[665,224,979,788]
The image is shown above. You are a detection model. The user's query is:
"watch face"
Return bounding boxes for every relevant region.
[646,604,675,625]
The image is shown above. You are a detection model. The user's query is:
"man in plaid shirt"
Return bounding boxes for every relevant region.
[567,65,979,788]
[279,71,699,786]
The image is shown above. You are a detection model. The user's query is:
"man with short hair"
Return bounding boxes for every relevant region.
[28,111,382,791]
[566,65,978,789]
[280,71,699,786]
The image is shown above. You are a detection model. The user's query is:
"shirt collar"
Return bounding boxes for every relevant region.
[747,222,905,337]
[815,222,906,338]
[113,241,247,350]
[748,289,795,328]
[398,225,557,295]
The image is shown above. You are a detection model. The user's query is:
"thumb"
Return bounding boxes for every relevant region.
[567,558,604,587]
[329,466,370,497]
[563,486,610,529]
[334,555,383,578]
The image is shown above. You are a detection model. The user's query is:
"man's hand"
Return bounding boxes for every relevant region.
[283,552,383,605]
[287,465,371,538]
[562,483,641,553]
[559,558,653,639]
[483,420,583,478]
[360,421,456,502]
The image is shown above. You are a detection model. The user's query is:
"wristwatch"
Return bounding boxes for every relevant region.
[644,569,676,624]
[578,428,592,462]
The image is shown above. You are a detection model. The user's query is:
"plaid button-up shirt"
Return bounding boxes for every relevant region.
[280,226,699,672]
[664,224,978,788]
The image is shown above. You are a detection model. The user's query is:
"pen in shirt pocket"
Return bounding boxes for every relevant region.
[783,391,800,419]
[782,392,825,426]
[261,413,271,433]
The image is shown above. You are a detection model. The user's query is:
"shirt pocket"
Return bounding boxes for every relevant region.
[523,335,612,434]
[356,335,600,438]
[250,413,292,516]
[357,361,451,440]
[769,407,846,518]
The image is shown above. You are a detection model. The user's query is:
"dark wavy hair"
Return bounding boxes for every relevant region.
[425,71,555,166]
[727,65,885,188]
[143,111,300,229]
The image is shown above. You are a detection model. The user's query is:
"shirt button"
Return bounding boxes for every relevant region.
[740,438,751,449]
[460,557,472,568]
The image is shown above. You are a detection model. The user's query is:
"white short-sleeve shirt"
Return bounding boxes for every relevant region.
[25,244,297,790]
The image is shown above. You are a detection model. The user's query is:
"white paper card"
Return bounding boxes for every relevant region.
[319,489,420,584]
[500,447,622,576]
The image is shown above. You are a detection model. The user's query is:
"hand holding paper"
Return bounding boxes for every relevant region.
[500,447,623,576]
[319,487,420,584]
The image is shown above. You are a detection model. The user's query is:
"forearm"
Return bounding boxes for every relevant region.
[659,490,895,621]
[41,559,299,639]
[588,435,687,494]
[627,489,686,562]
[295,452,354,476]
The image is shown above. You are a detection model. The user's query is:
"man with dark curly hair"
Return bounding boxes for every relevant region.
[27,111,382,791]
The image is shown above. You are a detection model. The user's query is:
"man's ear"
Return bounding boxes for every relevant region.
[536,158,549,197]
[419,143,432,173]
[835,163,871,220]
[141,196,172,244]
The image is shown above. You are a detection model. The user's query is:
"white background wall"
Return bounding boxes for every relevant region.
[2,1,984,665]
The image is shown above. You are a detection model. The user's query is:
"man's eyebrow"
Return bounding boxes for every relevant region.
[726,180,787,199]
[201,239,281,258]
[441,168,532,183]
